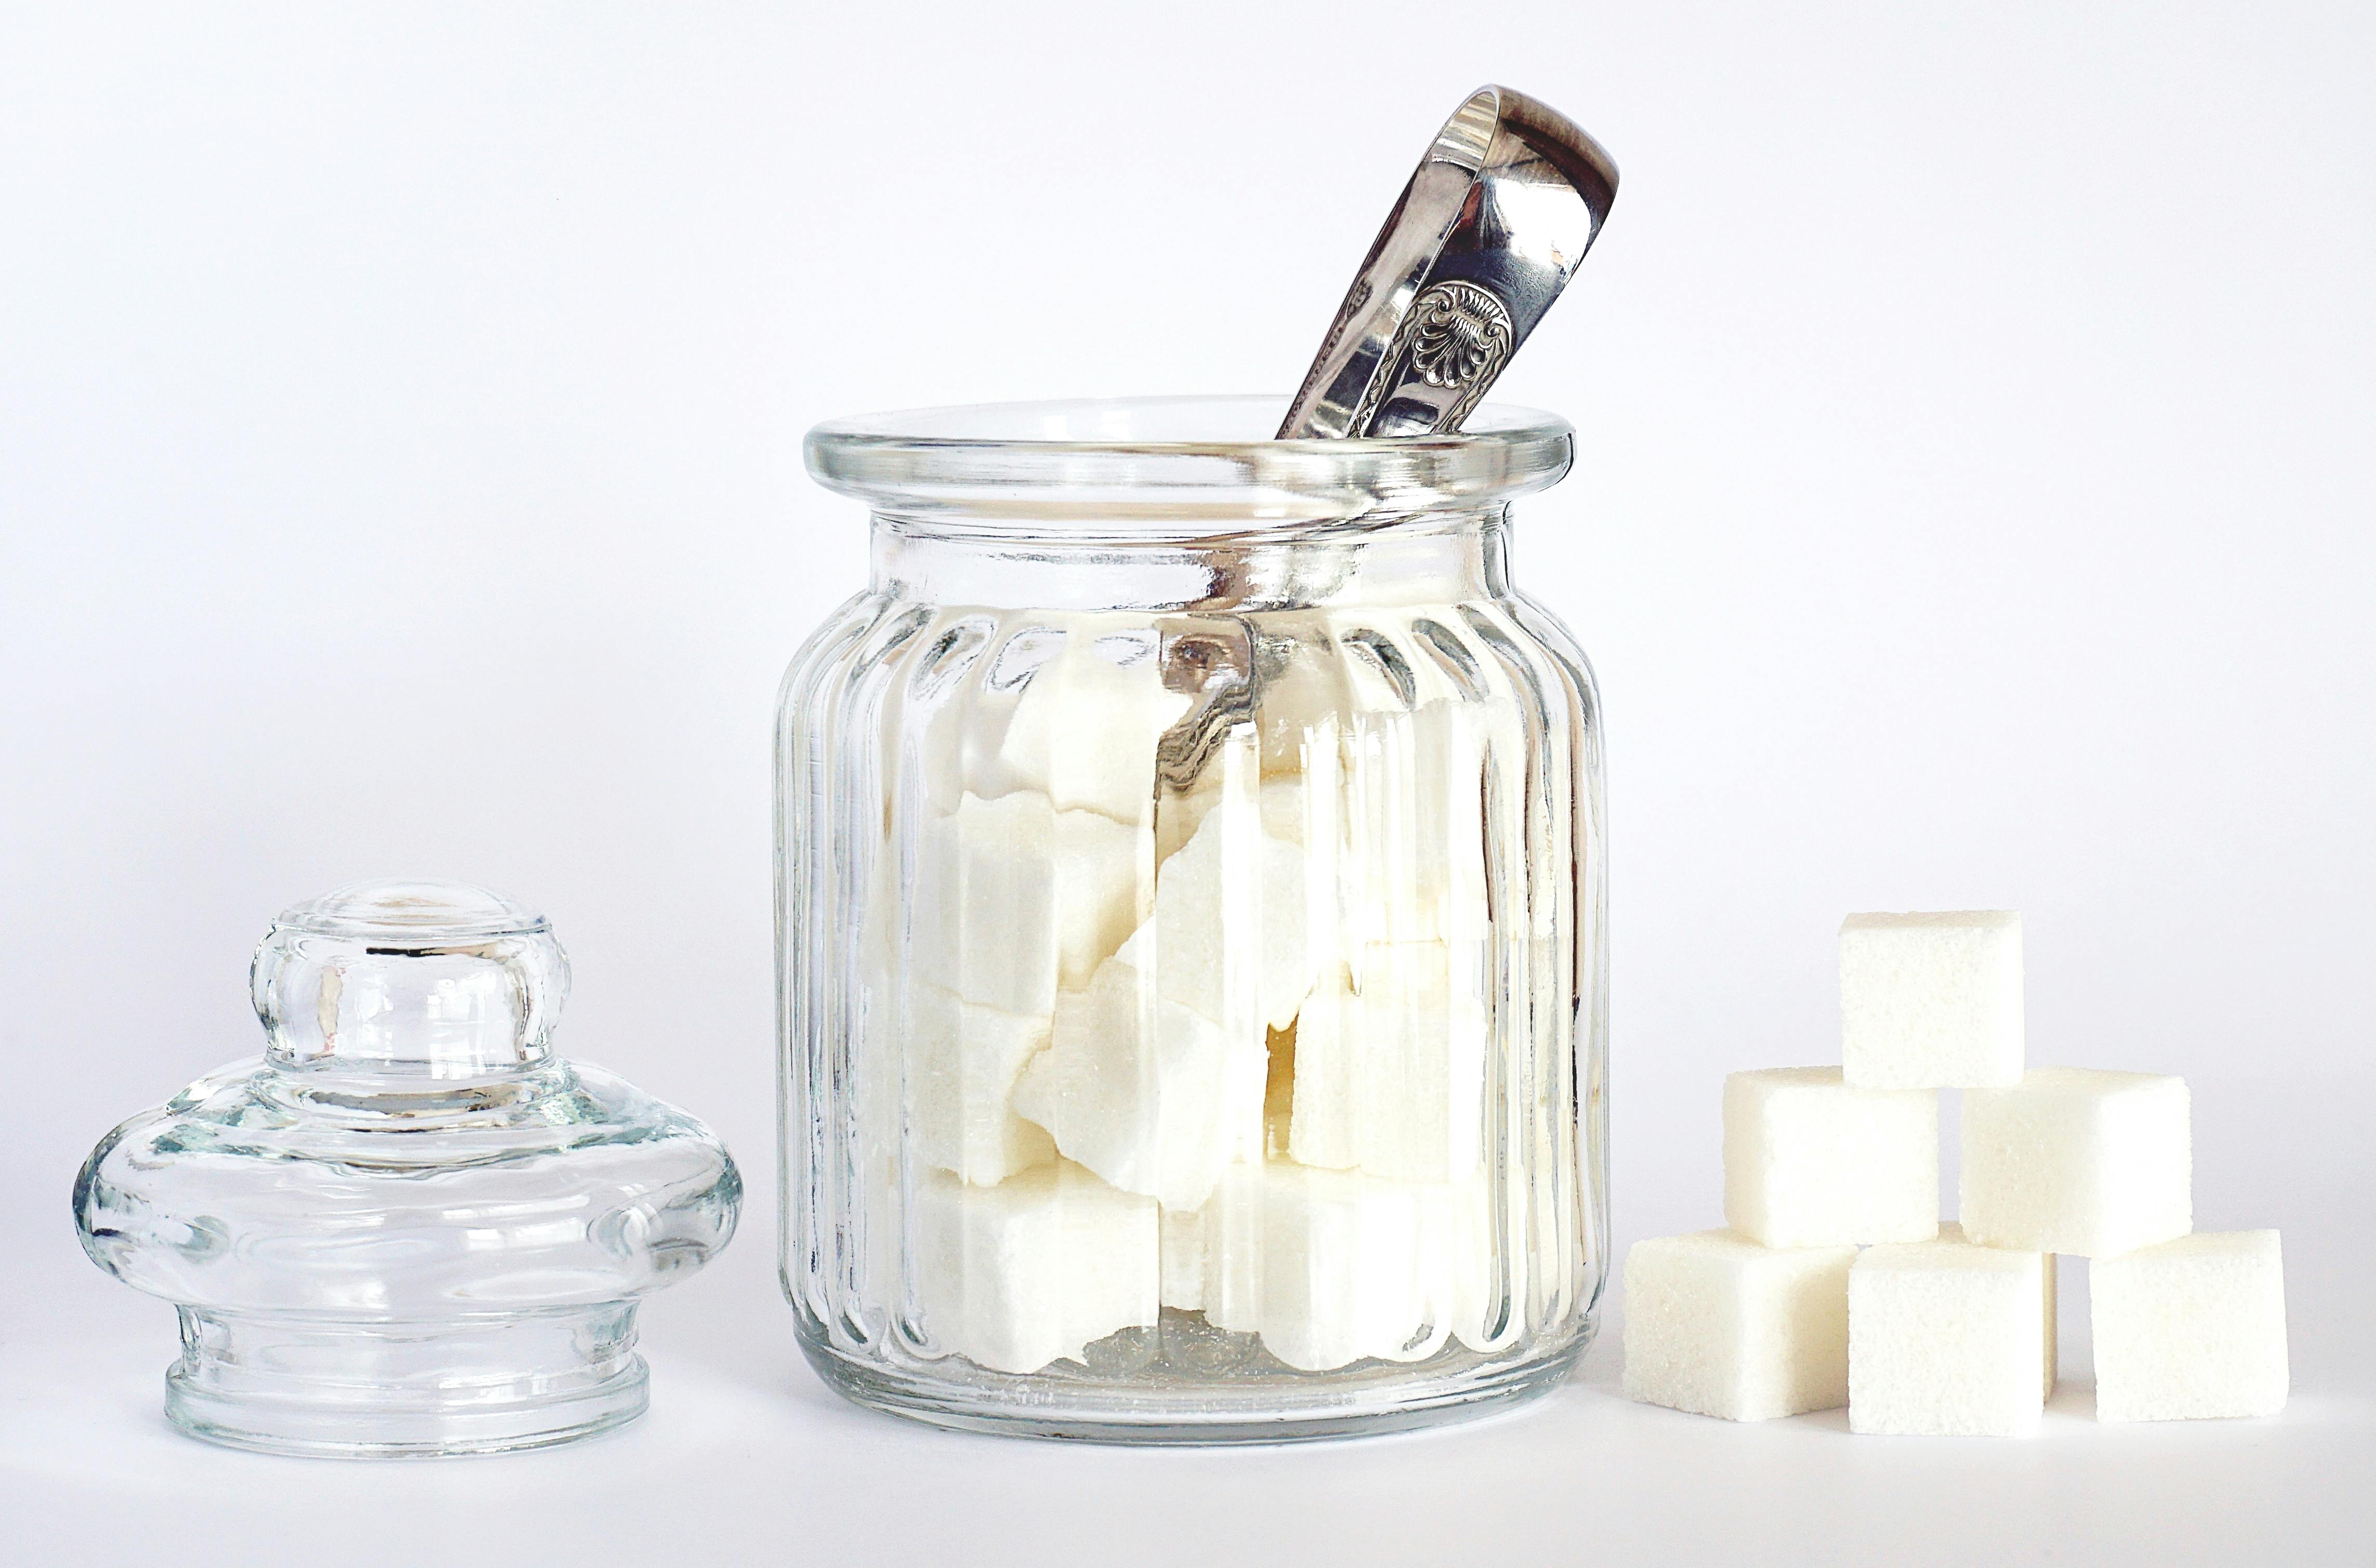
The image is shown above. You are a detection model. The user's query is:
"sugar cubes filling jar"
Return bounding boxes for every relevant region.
[777,396,1606,1441]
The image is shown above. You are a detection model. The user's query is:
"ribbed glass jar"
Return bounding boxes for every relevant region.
[778,396,1605,1441]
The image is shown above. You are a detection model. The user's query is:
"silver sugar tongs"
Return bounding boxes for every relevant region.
[1279,85,1618,440]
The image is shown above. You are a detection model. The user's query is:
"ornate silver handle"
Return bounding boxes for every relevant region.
[1278,86,1617,440]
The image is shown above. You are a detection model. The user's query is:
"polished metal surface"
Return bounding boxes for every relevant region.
[1278,86,1617,440]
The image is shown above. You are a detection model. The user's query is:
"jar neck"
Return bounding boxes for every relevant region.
[267,1032,551,1078]
[866,507,1513,612]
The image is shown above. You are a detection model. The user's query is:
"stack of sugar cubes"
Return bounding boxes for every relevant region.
[1623,911,2288,1433]
[856,618,1547,1376]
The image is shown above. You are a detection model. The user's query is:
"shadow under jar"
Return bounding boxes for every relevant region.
[779,397,1606,1442]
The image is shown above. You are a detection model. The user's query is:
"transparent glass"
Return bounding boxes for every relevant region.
[74,880,743,1457]
[781,397,1606,1442]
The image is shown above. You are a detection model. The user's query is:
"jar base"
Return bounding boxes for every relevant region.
[800,1316,1593,1445]
[163,1305,649,1458]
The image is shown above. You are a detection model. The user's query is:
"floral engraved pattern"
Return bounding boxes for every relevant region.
[1409,281,1513,394]
[1349,279,1515,434]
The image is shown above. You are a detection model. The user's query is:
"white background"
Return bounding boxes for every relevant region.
[4,3,2370,1562]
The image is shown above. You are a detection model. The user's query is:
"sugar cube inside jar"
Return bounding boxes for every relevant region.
[778,397,1605,1441]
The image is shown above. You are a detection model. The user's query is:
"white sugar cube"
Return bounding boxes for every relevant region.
[1166,764,1355,987]
[1248,774,1326,846]
[1338,702,1496,946]
[909,790,1146,1018]
[1621,1230,1855,1421]
[1924,1223,2057,1396]
[912,1161,1159,1375]
[1838,911,2025,1088]
[1186,687,1534,952]
[1723,1068,1938,1248]
[1165,763,1323,856]
[1203,1169,1517,1358]
[1009,959,1265,1212]
[1200,1161,1429,1371]
[1961,1067,2190,1256]
[1417,1174,1515,1354]
[1849,1227,2049,1436]
[1115,805,1313,1034]
[2093,1230,2287,1421]
[1236,674,1511,946]
[1289,943,1490,1183]
[900,984,1055,1185]
[995,627,1191,824]
[1251,620,1369,778]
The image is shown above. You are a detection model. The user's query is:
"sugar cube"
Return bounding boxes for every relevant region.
[908,790,1146,1019]
[1960,1067,2190,1256]
[1337,702,1495,946]
[994,626,1191,824]
[1115,805,1313,1034]
[2093,1230,2287,1421]
[1250,616,1369,779]
[1839,911,2024,1088]
[1289,943,1490,1183]
[1166,762,1328,859]
[1723,1068,1938,1248]
[1849,1227,2049,1435]
[1193,769,1355,982]
[1417,1173,1515,1353]
[912,1161,1159,1375]
[1621,1230,1855,1421]
[899,983,1055,1186]
[1009,958,1265,1212]
[1247,773,1328,847]
[1200,1161,1430,1371]
[1909,1223,2058,1396]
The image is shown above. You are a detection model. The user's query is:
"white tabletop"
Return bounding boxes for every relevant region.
[8,1213,2369,1567]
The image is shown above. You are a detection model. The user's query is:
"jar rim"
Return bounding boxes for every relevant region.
[802,394,1573,533]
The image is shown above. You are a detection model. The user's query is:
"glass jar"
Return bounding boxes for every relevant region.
[778,397,1605,1441]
